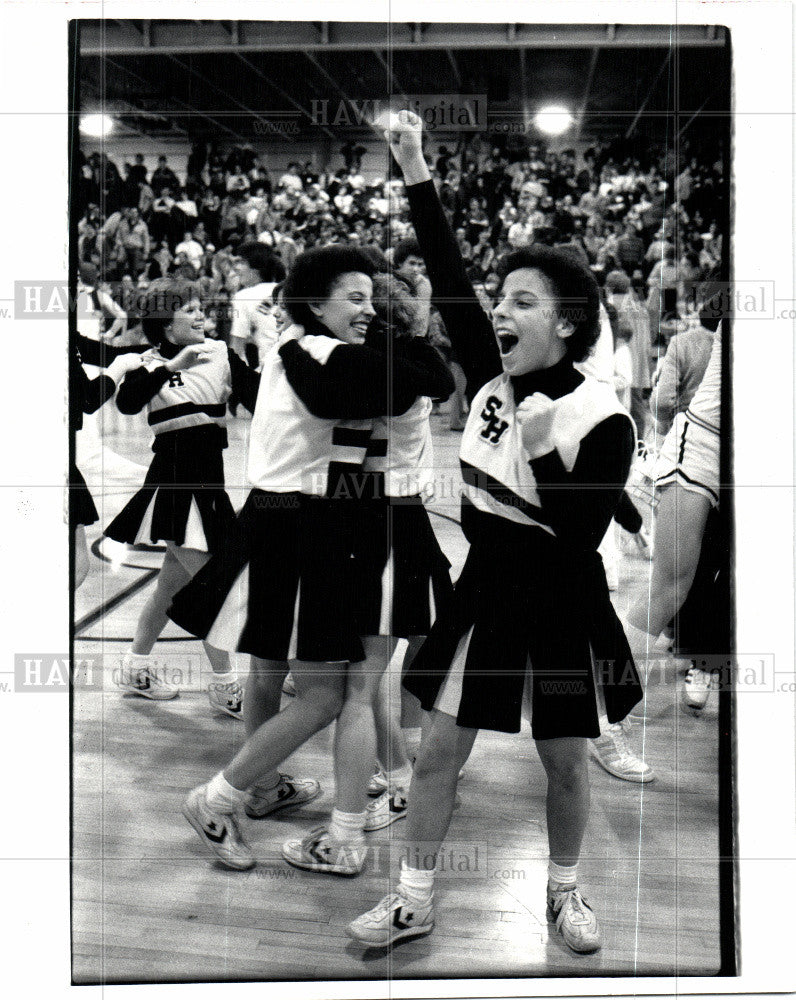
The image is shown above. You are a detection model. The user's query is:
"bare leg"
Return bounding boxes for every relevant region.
[403,710,478,859]
[223,658,345,791]
[334,635,396,813]
[374,640,412,774]
[535,737,590,867]
[627,484,711,637]
[171,546,232,674]
[131,545,190,654]
[244,656,289,789]
[75,526,90,590]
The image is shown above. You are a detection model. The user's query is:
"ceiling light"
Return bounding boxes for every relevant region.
[80,114,115,138]
[534,106,573,136]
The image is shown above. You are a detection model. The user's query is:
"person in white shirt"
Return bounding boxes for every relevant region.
[174,231,205,275]
[229,242,286,368]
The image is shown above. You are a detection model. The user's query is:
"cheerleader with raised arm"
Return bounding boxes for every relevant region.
[348,112,642,955]
[105,276,260,714]
[169,247,452,872]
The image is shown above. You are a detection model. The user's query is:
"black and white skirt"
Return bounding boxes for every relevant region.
[105,426,235,553]
[352,495,453,639]
[168,490,365,664]
[70,462,99,528]
[403,517,643,738]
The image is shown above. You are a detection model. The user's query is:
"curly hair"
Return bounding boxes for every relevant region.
[497,245,601,363]
[370,273,421,341]
[281,245,376,335]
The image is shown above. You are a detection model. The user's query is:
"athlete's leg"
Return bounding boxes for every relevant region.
[535,737,590,866]
[222,658,345,792]
[627,484,711,638]
[171,545,232,674]
[131,544,190,654]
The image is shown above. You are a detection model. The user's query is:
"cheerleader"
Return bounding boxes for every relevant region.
[169,247,452,872]
[105,277,260,713]
[71,342,144,588]
[349,112,642,954]
[273,271,454,871]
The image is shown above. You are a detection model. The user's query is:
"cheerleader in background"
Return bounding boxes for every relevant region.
[349,111,642,954]
[274,270,454,872]
[105,277,260,714]
[71,342,145,588]
[169,247,451,872]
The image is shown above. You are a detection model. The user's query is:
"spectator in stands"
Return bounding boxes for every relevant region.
[150,155,180,196]
[649,314,714,435]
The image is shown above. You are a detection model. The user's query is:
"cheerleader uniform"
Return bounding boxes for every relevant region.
[168,332,448,664]
[105,339,257,552]
[278,330,455,638]
[400,181,643,739]
[653,330,721,508]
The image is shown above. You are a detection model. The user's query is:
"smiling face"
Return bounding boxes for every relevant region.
[166,296,206,346]
[309,272,374,345]
[491,268,572,376]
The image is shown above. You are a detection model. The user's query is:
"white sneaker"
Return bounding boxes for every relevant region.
[282,827,366,876]
[364,790,408,831]
[683,666,713,714]
[347,890,435,947]
[115,653,179,701]
[207,680,244,720]
[182,784,255,870]
[547,885,602,953]
[282,672,296,697]
[367,769,389,797]
[244,775,321,819]
[589,722,655,783]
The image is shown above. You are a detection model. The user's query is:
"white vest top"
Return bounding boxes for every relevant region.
[141,339,230,435]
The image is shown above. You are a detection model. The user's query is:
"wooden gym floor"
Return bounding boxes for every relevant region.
[72,407,722,984]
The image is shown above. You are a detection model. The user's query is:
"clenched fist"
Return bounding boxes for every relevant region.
[516,392,557,458]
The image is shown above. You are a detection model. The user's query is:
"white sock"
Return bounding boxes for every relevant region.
[399,858,435,904]
[328,807,366,846]
[548,860,578,892]
[209,669,238,685]
[385,763,413,791]
[125,650,151,665]
[205,771,247,812]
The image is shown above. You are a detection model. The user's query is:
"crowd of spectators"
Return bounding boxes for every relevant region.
[77,134,725,429]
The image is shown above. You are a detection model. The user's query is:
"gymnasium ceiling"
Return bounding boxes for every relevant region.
[78,21,731,145]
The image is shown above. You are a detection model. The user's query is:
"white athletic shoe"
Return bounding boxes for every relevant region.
[364,790,408,831]
[244,775,321,819]
[547,885,602,953]
[682,666,713,714]
[116,653,179,701]
[207,679,244,720]
[347,890,435,947]
[282,672,296,697]
[589,722,655,783]
[367,768,389,797]
[282,826,366,876]
[182,784,255,870]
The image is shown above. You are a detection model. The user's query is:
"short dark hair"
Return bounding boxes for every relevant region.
[497,245,601,362]
[235,241,285,283]
[140,277,199,346]
[358,244,390,273]
[393,237,422,269]
[282,246,375,333]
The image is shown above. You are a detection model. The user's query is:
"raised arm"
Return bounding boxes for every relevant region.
[227,348,261,414]
[383,111,501,398]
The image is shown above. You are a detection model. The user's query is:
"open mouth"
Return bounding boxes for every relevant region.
[497,333,519,355]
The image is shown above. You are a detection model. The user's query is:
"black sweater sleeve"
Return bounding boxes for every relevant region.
[530,414,635,551]
[406,180,501,399]
[227,348,261,414]
[278,337,454,420]
[76,334,148,367]
[115,365,171,414]
[80,367,117,415]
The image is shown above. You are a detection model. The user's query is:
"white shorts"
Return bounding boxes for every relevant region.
[653,410,720,508]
